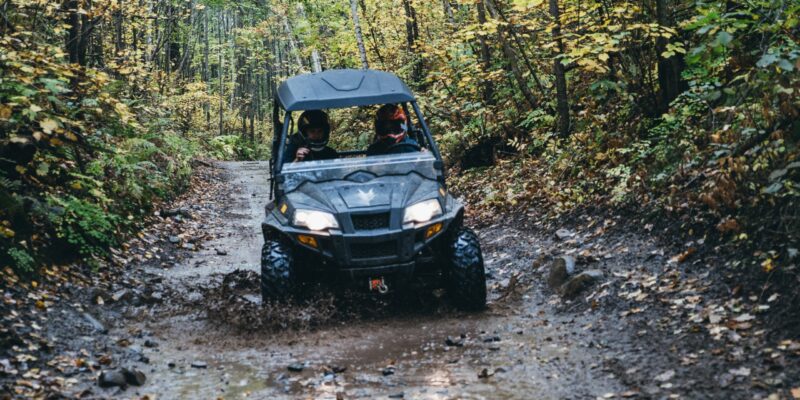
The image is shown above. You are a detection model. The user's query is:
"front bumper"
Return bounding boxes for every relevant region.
[339,261,415,280]
[263,206,462,277]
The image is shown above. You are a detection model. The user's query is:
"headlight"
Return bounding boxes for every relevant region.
[293,209,339,231]
[403,199,442,224]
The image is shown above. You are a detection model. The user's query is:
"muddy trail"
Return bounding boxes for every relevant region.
[47,162,799,399]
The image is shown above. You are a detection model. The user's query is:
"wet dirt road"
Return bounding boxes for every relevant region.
[113,161,634,400]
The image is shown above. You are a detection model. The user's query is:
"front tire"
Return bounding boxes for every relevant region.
[445,228,487,310]
[260,239,296,302]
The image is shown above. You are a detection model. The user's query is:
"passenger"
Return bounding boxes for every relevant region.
[366,104,420,156]
[286,110,337,162]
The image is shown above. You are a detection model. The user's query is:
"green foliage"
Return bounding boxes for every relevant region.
[48,195,121,257]
[208,135,270,160]
[6,248,35,273]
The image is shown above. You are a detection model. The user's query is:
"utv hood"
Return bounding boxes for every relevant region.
[279,153,442,213]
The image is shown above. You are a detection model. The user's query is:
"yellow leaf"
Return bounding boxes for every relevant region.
[32,131,44,141]
[0,227,14,238]
[598,53,609,62]
[70,181,82,190]
[40,118,59,134]
[761,258,775,273]
[64,132,79,141]
[29,104,42,113]
[0,105,11,119]
[114,102,132,121]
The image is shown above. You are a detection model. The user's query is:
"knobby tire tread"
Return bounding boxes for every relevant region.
[447,228,487,311]
[260,240,295,302]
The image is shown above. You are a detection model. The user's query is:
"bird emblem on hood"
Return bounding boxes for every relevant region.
[356,188,376,205]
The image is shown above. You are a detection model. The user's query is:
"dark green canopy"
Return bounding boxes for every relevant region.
[277,69,416,111]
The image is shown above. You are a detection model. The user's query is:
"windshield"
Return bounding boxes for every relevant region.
[278,102,435,167]
[280,151,439,193]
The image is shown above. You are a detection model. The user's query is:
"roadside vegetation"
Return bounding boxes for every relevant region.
[1,0,798,317]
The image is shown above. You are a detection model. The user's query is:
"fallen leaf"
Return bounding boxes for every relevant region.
[729,367,750,376]
[767,293,779,302]
[670,247,696,263]
[716,218,740,233]
[40,118,59,134]
[654,370,675,382]
[734,313,754,322]
[733,322,752,330]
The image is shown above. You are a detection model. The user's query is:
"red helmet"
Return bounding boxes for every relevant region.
[374,104,408,142]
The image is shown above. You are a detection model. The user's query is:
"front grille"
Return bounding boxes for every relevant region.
[351,213,390,230]
[351,241,396,259]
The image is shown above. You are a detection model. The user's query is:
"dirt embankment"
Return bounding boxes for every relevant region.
[2,161,799,399]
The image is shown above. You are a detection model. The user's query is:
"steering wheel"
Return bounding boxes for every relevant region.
[387,142,421,153]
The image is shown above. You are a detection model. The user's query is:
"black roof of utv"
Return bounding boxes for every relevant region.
[277,69,415,111]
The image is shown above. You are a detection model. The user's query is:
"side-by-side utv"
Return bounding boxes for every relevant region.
[261,69,486,310]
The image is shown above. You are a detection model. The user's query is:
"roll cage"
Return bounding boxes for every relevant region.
[269,69,444,198]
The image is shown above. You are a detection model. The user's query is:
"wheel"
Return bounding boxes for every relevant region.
[445,228,487,310]
[260,239,296,302]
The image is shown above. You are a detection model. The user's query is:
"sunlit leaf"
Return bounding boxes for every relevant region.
[40,118,59,134]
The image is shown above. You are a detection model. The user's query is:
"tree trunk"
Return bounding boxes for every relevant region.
[203,8,210,128]
[549,0,570,136]
[66,0,81,64]
[402,0,422,83]
[282,14,304,72]
[177,0,194,78]
[486,0,545,94]
[442,0,455,23]
[350,0,369,69]
[114,1,124,54]
[65,0,93,66]
[476,2,494,105]
[655,0,687,111]
[218,12,224,136]
[77,12,91,66]
[359,0,386,68]
[250,69,256,142]
[485,0,537,109]
[296,4,323,73]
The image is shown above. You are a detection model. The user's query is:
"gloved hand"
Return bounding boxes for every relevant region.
[295,147,311,161]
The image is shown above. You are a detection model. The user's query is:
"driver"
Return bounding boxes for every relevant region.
[366,104,420,156]
[286,110,338,162]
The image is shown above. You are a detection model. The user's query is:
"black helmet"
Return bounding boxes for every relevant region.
[297,110,330,151]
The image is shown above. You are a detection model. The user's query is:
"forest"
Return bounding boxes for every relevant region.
[1,0,797,275]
